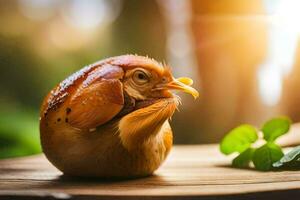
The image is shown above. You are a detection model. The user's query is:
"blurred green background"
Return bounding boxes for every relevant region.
[2,0,300,158]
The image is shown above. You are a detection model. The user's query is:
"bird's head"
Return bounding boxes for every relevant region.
[111,55,199,102]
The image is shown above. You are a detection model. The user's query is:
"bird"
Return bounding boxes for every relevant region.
[40,55,198,178]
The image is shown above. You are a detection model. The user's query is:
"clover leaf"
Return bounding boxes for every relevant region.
[252,143,284,171]
[219,116,294,171]
[220,124,258,155]
[261,117,291,142]
[232,148,254,168]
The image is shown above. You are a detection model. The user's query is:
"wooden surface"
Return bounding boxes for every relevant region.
[0,145,299,200]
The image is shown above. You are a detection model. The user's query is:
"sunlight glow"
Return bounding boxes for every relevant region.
[258,0,300,106]
[258,64,282,106]
[274,0,300,34]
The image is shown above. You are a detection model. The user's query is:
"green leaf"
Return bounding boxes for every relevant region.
[220,124,258,155]
[273,145,300,169]
[252,143,284,171]
[232,148,254,168]
[261,116,291,142]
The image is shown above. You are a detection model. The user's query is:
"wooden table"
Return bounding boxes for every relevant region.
[0,145,299,199]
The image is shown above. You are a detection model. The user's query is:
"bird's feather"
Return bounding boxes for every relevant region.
[118,97,179,150]
[68,79,124,130]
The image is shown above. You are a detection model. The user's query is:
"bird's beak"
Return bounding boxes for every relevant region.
[156,77,199,99]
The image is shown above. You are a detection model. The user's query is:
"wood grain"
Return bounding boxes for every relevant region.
[0,145,299,199]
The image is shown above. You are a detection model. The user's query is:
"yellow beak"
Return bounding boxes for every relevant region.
[159,77,199,99]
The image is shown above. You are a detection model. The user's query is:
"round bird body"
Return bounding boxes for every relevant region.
[40,55,198,178]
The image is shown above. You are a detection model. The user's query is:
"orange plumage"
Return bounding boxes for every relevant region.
[40,55,198,178]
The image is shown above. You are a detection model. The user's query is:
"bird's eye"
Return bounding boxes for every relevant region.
[133,70,149,85]
[162,77,168,83]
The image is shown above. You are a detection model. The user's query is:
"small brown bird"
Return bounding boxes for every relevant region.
[40,55,198,178]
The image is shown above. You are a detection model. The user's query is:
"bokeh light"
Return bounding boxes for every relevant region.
[61,0,122,30]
